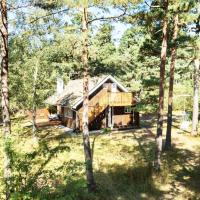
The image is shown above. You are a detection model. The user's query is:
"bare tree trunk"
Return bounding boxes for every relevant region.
[192,57,199,135]
[82,6,96,192]
[165,13,179,150]
[155,0,168,169]
[191,2,200,135]
[32,62,38,139]
[0,0,11,199]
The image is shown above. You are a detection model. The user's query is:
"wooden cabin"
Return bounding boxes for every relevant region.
[45,75,139,131]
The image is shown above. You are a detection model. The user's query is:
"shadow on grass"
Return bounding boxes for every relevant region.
[140,113,157,128]
[7,129,166,200]
[22,164,164,200]
[88,130,164,200]
[162,145,200,199]
[8,139,73,199]
[7,125,200,200]
[94,163,164,200]
[175,162,200,198]
[172,124,191,134]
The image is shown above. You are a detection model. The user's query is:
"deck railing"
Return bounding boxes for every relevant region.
[108,92,136,106]
[98,92,136,107]
[78,91,136,130]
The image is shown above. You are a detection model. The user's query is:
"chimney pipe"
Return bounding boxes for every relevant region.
[57,78,64,95]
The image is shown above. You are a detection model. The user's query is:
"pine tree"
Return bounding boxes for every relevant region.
[81,4,96,192]
[165,13,179,150]
[0,0,12,199]
[192,43,200,135]
[32,59,39,140]
[191,2,200,135]
[155,0,168,169]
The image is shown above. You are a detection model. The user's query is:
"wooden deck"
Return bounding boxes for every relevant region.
[26,108,62,127]
[89,91,136,107]
[108,92,136,106]
[77,91,136,131]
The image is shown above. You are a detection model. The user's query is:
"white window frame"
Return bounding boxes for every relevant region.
[112,83,117,88]
[124,106,132,114]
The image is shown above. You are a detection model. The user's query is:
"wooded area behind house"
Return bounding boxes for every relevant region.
[0,0,200,199]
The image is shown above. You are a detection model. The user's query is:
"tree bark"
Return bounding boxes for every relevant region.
[0,0,12,199]
[192,57,199,135]
[81,6,96,192]
[165,13,179,150]
[134,111,140,127]
[191,2,200,134]
[155,0,168,169]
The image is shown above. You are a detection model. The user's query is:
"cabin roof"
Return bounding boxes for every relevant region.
[45,75,128,108]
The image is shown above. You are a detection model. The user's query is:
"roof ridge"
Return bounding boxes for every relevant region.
[68,75,109,81]
[45,75,127,107]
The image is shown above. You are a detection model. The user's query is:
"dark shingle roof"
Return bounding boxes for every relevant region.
[45,75,108,107]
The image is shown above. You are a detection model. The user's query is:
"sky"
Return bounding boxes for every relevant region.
[88,6,132,45]
[112,22,131,44]
[8,4,133,46]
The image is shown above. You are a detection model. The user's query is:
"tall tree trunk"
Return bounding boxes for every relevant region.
[191,13,200,135]
[192,57,199,135]
[0,0,12,199]
[32,62,38,139]
[81,6,96,192]
[165,13,179,150]
[155,0,168,169]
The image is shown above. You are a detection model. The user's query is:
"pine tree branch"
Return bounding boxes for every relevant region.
[145,1,163,9]
[186,58,195,66]
[7,3,34,11]
[87,7,127,24]
[30,8,69,23]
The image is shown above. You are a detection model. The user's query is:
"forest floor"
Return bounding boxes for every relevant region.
[0,113,200,200]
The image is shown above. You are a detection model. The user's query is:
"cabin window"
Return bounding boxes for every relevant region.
[111,83,117,92]
[124,106,132,113]
[64,108,73,118]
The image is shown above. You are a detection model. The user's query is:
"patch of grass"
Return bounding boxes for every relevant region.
[1,118,200,199]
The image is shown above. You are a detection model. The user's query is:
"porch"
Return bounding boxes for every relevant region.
[77,92,139,131]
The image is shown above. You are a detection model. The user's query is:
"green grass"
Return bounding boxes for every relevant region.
[0,117,200,200]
